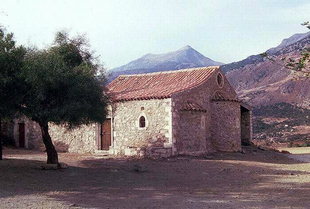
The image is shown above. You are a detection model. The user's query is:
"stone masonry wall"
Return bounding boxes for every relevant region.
[211,101,241,152]
[49,123,98,153]
[111,99,172,158]
[175,111,208,155]
[13,117,43,150]
[172,69,242,154]
[13,116,98,153]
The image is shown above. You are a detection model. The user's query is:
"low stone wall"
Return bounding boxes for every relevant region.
[49,123,98,153]
[12,117,98,154]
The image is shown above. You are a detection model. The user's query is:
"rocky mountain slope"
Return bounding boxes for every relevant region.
[108,45,223,81]
[225,32,310,109]
[224,32,310,145]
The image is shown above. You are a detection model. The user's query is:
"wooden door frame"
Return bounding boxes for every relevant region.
[97,118,113,150]
[13,120,28,149]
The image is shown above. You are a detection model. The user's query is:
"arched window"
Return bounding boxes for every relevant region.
[139,116,146,128]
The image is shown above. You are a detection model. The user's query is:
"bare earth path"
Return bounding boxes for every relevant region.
[280,147,310,163]
[0,147,309,209]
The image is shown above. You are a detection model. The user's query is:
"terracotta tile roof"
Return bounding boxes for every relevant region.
[107,66,219,102]
[211,91,240,103]
[180,101,207,112]
[212,98,240,103]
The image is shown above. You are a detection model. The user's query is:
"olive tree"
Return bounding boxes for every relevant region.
[0,27,26,160]
[21,32,108,164]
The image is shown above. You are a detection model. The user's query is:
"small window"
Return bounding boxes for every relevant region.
[139,116,146,128]
[217,73,224,87]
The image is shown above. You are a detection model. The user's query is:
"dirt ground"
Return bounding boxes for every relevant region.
[0,146,309,209]
[279,147,310,163]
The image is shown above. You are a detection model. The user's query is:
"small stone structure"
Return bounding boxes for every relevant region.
[7,66,252,158]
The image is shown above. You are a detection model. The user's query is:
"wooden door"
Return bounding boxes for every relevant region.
[101,119,111,150]
[18,123,25,148]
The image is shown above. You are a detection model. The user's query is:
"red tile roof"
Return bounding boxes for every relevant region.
[211,91,240,103]
[180,101,207,112]
[107,66,219,102]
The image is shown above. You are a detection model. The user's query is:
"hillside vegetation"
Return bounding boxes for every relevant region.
[253,103,310,147]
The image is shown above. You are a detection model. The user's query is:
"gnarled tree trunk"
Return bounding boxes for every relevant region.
[39,121,58,164]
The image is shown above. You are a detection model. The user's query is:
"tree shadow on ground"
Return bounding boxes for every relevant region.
[205,145,306,165]
[0,148,310,209]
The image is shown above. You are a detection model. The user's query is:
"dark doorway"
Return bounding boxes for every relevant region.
[241,106,251,145]
[100,119,111,150]
[18,123,25,148]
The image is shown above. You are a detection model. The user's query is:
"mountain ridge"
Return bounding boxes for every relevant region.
[225,32,310,109]
[221,31,310,73]
[108,45,223,81]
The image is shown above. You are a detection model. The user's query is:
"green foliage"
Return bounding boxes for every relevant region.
[0,26,26,160]
[285,48,310,77]
[253,102,310,119]
[301,21,310,30]
[21,32,108,127]
[0,27,26,118]
[284,22,310,78]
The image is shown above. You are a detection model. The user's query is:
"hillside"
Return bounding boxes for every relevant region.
[225,33,310,109]
[253,103,310,147]
[224,32,310,145]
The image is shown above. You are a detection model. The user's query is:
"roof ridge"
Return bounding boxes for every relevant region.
[117,66,219,77]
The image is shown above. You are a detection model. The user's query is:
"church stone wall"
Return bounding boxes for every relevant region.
[211,101,241,152]
[111,99,172,158]
[172,69,242,155]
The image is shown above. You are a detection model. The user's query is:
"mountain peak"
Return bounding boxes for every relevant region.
[109,46,223,81]
[179,45,193,51]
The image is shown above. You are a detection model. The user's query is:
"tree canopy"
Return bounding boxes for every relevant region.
[21,32,108,164]
[0,27,26,160]
[0,28,26,117]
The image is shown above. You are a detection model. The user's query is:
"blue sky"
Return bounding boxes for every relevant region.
[0,0,309,69]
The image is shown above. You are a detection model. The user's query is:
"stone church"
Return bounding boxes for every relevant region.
[2,66,252,158]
